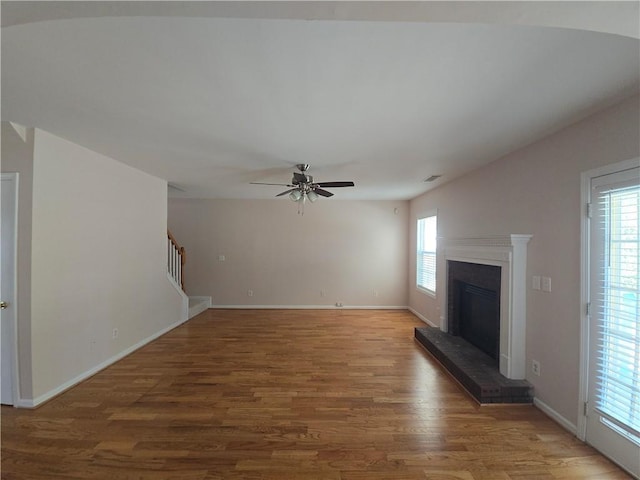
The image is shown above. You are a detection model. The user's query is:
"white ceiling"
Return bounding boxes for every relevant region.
[2,2,639,200]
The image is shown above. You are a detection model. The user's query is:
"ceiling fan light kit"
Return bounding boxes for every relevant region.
[307,190,319,203]
[251,164,355,215]
[289,190,302,202]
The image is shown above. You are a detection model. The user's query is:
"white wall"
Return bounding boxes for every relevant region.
[168,199,409,308]
[28,129,184,402]
[409,94,640,426]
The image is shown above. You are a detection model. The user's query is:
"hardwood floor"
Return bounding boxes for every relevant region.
[1,309,631,479]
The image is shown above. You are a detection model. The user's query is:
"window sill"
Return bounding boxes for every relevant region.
[416,286,436,299]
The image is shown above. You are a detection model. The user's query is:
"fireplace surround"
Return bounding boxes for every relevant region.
[440,235,532,379]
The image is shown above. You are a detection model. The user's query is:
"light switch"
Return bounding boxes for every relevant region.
[218,255,226,262]
[532,276,541,291]
[542,276,552,292]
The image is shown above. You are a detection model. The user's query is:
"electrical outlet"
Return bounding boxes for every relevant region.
[112,328,118,339]
[218,255,226,262]
[247,289,253,297]
[373,289,379,297]
[335,302,343,307]
[320,290,326,297]
[532,359,541,376]
[542,277,552,292]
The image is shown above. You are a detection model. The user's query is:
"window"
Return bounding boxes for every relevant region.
[417,215,437,294]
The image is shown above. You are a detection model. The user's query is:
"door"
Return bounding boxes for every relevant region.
[586,164,640,477]
[1,173,18,405]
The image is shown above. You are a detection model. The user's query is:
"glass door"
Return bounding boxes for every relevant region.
[587,165,640,478]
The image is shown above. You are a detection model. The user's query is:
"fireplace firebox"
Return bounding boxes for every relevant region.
[455,282,499,359]
[447,261,501,362]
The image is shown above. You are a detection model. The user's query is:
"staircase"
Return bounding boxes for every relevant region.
[167,230,211,319]
[167,230,186,290]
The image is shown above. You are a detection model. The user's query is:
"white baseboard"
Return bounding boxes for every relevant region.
[21,318,186,408]
[408,307,439,327]
[209,304,408,310]
[189,296,212,318]
[533,397,577,436]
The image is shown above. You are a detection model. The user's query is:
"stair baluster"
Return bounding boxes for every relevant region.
[167,230,186,290]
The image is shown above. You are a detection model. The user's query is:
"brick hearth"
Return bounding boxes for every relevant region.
[415,326,533,404]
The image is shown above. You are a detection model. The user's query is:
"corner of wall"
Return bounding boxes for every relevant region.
[1,121,35,402]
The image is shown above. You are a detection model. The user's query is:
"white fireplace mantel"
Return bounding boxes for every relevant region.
[441,234,532,379]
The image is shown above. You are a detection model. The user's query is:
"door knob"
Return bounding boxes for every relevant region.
[0,301,8,309]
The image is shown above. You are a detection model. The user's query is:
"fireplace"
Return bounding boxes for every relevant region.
[441,235,531,379]
[448,261,501,362]
[414,235,532,403]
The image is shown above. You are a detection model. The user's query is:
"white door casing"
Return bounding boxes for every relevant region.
[1,173,19,406]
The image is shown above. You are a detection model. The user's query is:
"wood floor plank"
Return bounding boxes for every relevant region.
[1,309,632,479]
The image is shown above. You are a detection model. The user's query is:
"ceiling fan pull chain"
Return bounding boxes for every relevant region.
[298,193,306,215]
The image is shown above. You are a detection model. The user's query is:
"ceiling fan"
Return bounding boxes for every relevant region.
[251,164,355,213]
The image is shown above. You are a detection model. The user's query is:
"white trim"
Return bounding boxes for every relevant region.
[166,272,189,323]
[534,397,578,436]
[444,235,532,248]
[9,122,28,143]
[415,209,438,221]
[578,157,640,441]
[209,305,409,310]
[416,285,436,298]
[415,211,438,294]
[1,173,20,407]
[578,165,592,441]
[408,307,438,327]
[441,234,532,379]
[20,317,187,408]
[189,296,211,318]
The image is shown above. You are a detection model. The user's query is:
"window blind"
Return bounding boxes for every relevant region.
[417,251,436,291]
[417,216,437,293]
[594,182,640,439]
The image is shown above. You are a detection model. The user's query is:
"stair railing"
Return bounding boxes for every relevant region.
[167,230,186,290]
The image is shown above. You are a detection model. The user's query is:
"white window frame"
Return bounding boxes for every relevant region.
[416,212,437,296]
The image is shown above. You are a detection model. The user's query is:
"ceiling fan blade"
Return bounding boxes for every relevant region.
[251,182,293,187]
[315,181,355,188]
[276,188,298,197]
[292,172,307,184]
[313,187,334,197]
